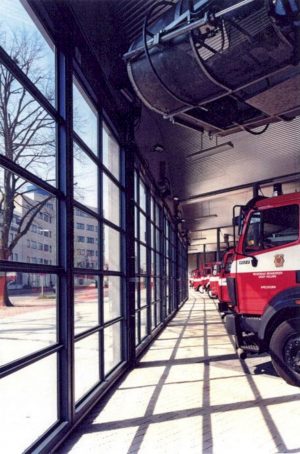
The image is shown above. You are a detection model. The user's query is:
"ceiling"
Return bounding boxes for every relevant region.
[67,0,300,254]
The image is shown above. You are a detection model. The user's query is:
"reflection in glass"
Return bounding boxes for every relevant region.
[150,251,155,276]
[73,208,99,270]
[0,273,57,364]
[74,143,98,211]
[0,69,56,183]
[139,181,146,212]
[140,277,147,307]
[74,276,99,335]
[103,174,120,226]
[103,276,121,322]
[156,228,161,251]
[135,312,139,346]
[151,224,155,249]
[150,277,155,302]
[156,278,161,300]
[103,123,120,180]
[140,213,147,243]
[0,354,57,453]
[150,196,155,222]
[104,225,120,271]
[73,79,98,154]
[140,308,147,339]
[75,333,100,402]
[151,303,156,330]
[134,206,138,239]
[134,171,138,203]
[156,204,160,227]
[0,0,56,104]
[135,281,139,310]
[104,322,121,375]
[140,245,147,274]
[0,172,57,265]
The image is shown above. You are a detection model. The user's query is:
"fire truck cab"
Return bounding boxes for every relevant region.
[225,192,300,386]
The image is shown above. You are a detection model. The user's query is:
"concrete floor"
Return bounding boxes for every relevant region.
[58,293,300,454]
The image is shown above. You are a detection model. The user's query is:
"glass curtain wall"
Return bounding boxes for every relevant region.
[0,1,125,451]
[0,1,188,451]
[0,1,60,451]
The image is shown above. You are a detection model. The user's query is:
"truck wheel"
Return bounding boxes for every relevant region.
[208,288,217,300]
[197,285,204,293]
[269,318,300,387]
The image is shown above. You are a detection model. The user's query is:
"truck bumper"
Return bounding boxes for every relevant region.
[224,313,237,335]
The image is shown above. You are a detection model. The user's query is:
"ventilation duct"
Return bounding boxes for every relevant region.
[125,0,300,136]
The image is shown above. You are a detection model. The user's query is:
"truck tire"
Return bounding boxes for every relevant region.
[197,285,204,293]
[208,287,217,300]
[269,318,300,387]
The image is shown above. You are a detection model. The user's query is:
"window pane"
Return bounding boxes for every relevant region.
[134,206,138,239]
[135,281,139,310]
[75,333,100,402]
[103,123,120,180]
[74,144,98,211]
[140,277,147,307]
[0,0,56,104]
[104,276,121,322]
[139,181,146,212]
[151,303,156,330]
[74,208,99,269]
[0,72,56,184]
[73,79,98,154]
[0,273,57,365]
[140,308,147,339]
[103,174,120,226]
[140,245,147,274]
[0,172,57,264]
[74,275,99,335]
[104,226,120,271]
[0,354,57,453]
[140,213,147,243]
[104,321,122,375]
[262,205,299,247]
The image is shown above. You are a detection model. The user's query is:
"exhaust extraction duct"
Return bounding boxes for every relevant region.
[125,0,300,136]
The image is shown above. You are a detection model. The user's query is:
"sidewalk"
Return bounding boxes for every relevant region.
[58,293,300,454]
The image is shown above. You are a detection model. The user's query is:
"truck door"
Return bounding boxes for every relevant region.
[236,203,299,315]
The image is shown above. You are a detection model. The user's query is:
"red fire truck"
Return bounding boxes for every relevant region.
[225,192,300,386]
[189,268,200,287]
[193,264,212,293]
[217,248,234,311]
[208,261,222,299]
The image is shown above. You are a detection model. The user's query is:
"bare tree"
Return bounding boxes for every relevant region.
[0,29,55,306]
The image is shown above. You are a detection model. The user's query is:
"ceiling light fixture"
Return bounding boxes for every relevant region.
[186,141,234,161]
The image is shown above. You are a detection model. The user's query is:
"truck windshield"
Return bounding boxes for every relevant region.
[244,204,299,252]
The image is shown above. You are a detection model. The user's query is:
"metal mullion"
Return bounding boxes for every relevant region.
[73,267,100,275]
[0,260,62,274]
[73,200,100,221]
[98,113,104,383]
[57,48,74,424]
[103,218,125,234]
[102,165,125,190]
[0,155,62,198]
[0,343,63,380]
[0,46,60,121]
[145,186,151,336]
[74,325,101,343]
[73,133,100,165]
